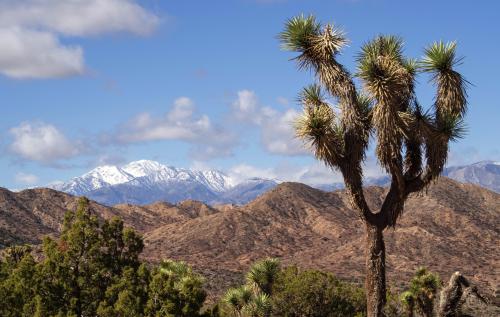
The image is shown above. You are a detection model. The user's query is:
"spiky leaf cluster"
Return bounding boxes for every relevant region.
[400,268,441,317]
[223,258,279,316]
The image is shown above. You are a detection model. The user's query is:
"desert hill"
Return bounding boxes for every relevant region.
[0,178,498,302]
[0,187,216,246]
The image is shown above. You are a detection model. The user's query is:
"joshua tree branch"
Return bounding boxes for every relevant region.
[438,272,487,317]
[339,161,378,223]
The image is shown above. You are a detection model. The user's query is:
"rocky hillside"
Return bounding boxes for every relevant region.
[0,187,215,247]
[1,178,498,302]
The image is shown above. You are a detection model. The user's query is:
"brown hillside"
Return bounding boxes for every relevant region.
[0,188,217,246]
[0,187,116,246]
[142,178,499,298]
[1,178,498,302]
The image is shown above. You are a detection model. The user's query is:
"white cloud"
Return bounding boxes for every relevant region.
[231,90,309,156]
[112,97,237,160]
[228,164,278,184]
[232,90,262,124]
[9,122,81,162]
[0,0,160,37]
[168,97,195,121]
[0,0,160,79]
[0,27,84,78]
[14,172,39,185]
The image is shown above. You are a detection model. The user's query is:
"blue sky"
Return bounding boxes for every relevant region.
[1,0,499,189]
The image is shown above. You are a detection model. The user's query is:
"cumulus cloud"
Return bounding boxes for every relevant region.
[111,97,237,160]
[0,0,160,79]
[14,172,39,185]
[9,122,81,163]
[231,90,309,156]
[0,0,160,37]
[0,27,84,78]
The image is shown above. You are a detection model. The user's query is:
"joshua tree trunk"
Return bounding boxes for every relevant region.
[365,223,386,317]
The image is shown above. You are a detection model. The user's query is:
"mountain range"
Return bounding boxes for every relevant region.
[49,160,276,206]
[46,160,500,206]
[1,177,498,314]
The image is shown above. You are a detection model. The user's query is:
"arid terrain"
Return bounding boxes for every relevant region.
[1,177,498,305]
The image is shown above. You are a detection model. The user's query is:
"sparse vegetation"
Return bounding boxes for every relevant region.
[0,201,492,316]
[279,14,468,316]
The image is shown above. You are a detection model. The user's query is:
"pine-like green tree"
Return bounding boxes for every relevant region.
[97,264,150,317]
[0,197,213,317]
[0,248,38,317]
[271,266,366,317]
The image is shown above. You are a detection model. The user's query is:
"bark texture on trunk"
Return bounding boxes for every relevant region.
[438,272,487,317]
[365,223,386,317]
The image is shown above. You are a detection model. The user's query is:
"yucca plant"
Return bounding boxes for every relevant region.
[401,268,441,317]
[245,258,280,296]
[280,15,468,317]
[224,259,279,317]
[243,293,272,317]
[223,286,254,317]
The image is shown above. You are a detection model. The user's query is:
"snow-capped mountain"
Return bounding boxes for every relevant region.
[49,160,276,205]
[52,165,135,194]
[122,160,233,193]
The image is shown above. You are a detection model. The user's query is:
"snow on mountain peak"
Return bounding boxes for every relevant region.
[83,165,134,186]
[46,159,279,201]
[120,160,235,192]
[122,160,166,178]
[53,165,135,195]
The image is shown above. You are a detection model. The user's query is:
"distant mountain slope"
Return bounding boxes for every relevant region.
[215,178,279,204]
[444,161,500,192]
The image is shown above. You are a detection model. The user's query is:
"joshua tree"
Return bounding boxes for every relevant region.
[246,258,280,296]
[280,15,468,316]
[401,267,441,317]
[224,258,279,317]
[438,271,487,317]
[224,285,254,317]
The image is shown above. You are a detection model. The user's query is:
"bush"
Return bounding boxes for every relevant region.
[271,266,366,317]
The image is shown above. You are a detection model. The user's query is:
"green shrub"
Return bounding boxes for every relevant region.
[271,266,366,317]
